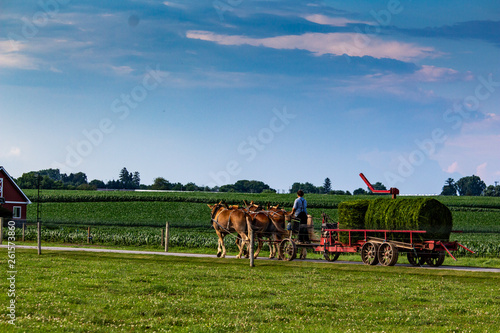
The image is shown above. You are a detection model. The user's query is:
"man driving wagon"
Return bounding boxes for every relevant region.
[290,190,310,243]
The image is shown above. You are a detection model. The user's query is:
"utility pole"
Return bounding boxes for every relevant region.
[36,173,41,255]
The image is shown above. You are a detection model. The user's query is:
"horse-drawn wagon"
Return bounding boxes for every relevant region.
[278,214,474,267]
[210,174,474,267]
[278,173,475,266]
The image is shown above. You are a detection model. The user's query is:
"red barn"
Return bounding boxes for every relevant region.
[0,166,31,222]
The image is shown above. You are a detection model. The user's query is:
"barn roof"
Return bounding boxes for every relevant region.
[0,166,32,204]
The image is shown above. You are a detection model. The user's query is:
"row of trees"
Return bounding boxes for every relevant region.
[441,175,499,196]
[290,179,351,195]
[16,168,141,190]
[15,168,498,196]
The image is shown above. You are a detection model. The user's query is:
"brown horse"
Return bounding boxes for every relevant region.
[208,202,252,259]
[267,205,295,258]
[244,203,289,259]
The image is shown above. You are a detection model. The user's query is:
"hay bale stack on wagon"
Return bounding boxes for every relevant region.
[338,198,453,243]
[337,200,370,243]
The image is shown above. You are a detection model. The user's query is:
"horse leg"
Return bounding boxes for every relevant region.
[214,228,224,258]
[234,238,248,257]
[217,239,222,257]
[236,233,249,259]
[300,248,307,260]
[218,232,227,258]
[269,238,276,259]
[253,238,263,259]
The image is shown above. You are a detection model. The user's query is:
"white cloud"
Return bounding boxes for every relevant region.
[304,14,371,27]
[337,64,472,99]
[476,162,488,180]
[0,147,21,158]
[0,41,38,70]
[413,65,472,82]
[186,31,436,62]
[163,2,187,10]
[111,65,134,75]
[446,161,459,173]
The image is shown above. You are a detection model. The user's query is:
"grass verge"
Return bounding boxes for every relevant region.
[1,249,499,332]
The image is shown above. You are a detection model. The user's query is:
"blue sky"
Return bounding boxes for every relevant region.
[1,0,499,194]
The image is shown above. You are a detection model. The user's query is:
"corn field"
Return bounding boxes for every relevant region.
[11,190,500,257]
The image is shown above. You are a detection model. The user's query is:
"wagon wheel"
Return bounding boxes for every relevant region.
[279,239,297,261]
[323,251,340,262]
[426,251,445,267]
[378,243,399,266]
[361,242,379,265]
[407,251,425,266]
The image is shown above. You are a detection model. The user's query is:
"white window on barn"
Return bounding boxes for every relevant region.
[13,206,21,219]
[0,178,3,198]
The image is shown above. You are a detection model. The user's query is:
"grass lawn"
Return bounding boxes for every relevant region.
[1,249,499,332]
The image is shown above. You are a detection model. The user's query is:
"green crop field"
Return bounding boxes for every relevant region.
[10,190,500,259]
[0,250,498,332]
[2,191,499,332]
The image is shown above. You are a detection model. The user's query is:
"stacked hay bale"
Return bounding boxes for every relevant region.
[337,200,370,243]
[337,198,453,243]
[365,198,453,242]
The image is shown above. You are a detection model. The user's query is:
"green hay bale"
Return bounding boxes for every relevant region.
[364,198,453,242]
[337,200,370,243]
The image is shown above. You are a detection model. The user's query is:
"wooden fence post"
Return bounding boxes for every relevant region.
[165,222,169,252]
[37,221,41,255]
[161,228,164,247]
[22,222,25,242]
[249,227,255,267]
[0,217,3,245]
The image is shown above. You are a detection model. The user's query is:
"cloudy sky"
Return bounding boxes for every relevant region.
[1,0,499,194]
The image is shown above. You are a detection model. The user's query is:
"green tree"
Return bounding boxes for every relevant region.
[132,172,141,188]
[119,167,132,185]
[38,168,62,181]
[290,182,319,194]
[483,185,500,197]
[219,180,274,193]
[16,172,61,189]
[89,179,106,188]
[323,178,332,194]
[372,182,387,191]
[353,188,367,195]
[16,172,39,189]
[455,175,486,196]
[171,182,184,191]
[151,177,171,190]
[118,168,140,189]
[440,178,457,196]
[185,182,199,191]
[62,172,88,187]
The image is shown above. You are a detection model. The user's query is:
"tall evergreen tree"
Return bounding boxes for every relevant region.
[441,178,457,196]
[323,177,332,194]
